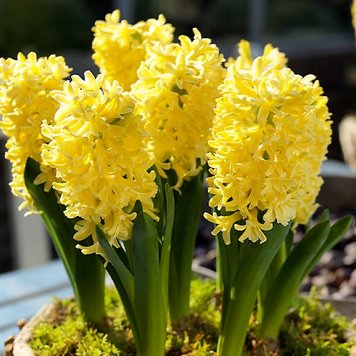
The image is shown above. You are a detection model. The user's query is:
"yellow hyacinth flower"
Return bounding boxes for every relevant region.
[132,29,225,189]
[205,41,331,244]
[41,71,158,256]
[352,0,356,33]
[234,39,287,70]
[0,52,71,211]
[92,9,174,90]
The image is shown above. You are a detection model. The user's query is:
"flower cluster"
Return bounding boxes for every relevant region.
[205,41,331,244]
[0,52,71,210]
[133,29,225,188]
[0,11,344,356]
[92,9,174,90]
[41,71,158,255]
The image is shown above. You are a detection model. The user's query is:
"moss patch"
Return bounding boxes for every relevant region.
[278,292,353,356]
[29,279,354,355]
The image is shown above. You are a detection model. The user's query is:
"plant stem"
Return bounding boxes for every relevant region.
[216,232,240,327]
[257,242,286,321]
[75,253,105,322]
[169,173,204,322]
[259,221,330,339]
[133,210,167,356]
[25,158,106,323]
[217,223,290,356]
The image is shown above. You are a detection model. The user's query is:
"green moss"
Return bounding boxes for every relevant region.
[29,280,354,355]
[279,292,353,356]
[31,288,135,356]
[76,330,121,356]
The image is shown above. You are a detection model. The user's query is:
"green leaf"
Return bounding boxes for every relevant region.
[218,223,291,356]
[160,184,175,317]
[257,241,287,321]
[306,209,330,231]
[116,240,133,272]
[216,230,241,327]
[96,227,139,343]
[151,165,165,237]
[284,228,294,255]
[96,227,135,307]
[74,253,105,322]
[259,220,330,339]
[169,173,205,322]
[25,158,105,322]
[132,204,166,356]
[319,209,330,222]
[24,158,75,277]
[302,215,352,282]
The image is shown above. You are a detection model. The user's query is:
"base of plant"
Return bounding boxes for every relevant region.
[20,278,355,355]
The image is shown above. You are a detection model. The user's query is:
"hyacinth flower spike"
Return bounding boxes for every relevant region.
[93,10,225,328]
[40,70,175,356]
[92,9,174,90]
[93,11,227,325]
[0,53,105,323]
[132,28,226,322]
[205,40,352,355]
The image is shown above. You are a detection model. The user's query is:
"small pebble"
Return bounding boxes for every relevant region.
[334,267,352,285]
[332,281,356,299]
[4,335,15,345]
[311,275,328,287]
[343,255,356,267]
[348,270,356,288]
[17,318,27,330]
[345,241,356,256]
[318,250,344,269]
[4,343,14,356]
[4,335,14,356]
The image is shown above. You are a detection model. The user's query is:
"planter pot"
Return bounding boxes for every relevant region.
[5,276,356,356]
[6,298,356,355]
[5,304,55,356]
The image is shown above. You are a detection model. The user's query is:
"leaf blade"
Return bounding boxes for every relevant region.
[132,206,166,355]
[259,220,331,338]
[160,184,175,316]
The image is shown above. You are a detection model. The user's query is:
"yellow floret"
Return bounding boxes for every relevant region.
[205,41,331,244]
[0,52,71,211]
[132,29,226,189]
[41,71,158,257]
[92,9,174,90]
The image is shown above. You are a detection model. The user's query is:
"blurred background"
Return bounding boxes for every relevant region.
[0,0,356,297]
